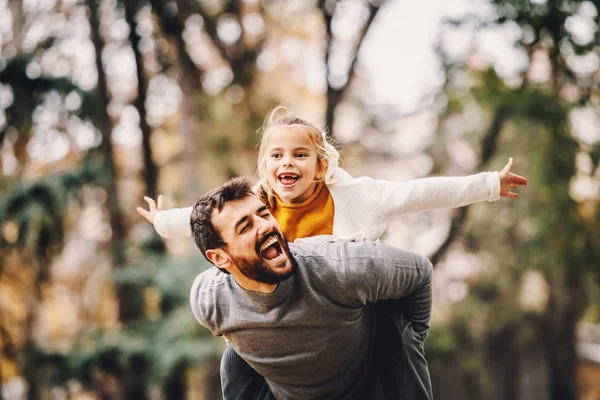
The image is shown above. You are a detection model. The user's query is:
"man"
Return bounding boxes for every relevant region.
[189,177,433,399]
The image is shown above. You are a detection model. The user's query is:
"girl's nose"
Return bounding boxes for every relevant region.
[282,156,294,167]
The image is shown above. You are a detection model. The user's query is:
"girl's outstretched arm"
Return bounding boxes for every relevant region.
[137,196,193,238]
[136,184,263,239]
[351,157,527,218]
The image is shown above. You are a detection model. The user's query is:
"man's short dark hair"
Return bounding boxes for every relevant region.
[190,177,255,261]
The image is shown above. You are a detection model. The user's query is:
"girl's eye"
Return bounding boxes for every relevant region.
[271,153,281,159]
[296,153,308,158]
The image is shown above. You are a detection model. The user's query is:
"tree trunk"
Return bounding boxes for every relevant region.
[123,0,158,200]
[149,0,204,203]
[543,268,586,400]
[88,5,149,396]
[487,326,520,400]
[22,273,43,400]
[88,0,144,323]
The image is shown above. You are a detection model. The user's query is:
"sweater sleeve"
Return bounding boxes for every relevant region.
[360,171,500,220]
[153,206,193,238]
[189,270,223,337]
[337,241,433,339]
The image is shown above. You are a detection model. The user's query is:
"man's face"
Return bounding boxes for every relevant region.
[211,195,295,284]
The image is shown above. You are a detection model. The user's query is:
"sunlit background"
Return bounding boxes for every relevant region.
[1,0,599,399]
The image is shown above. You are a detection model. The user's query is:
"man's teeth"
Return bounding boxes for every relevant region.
[260,236,278,252]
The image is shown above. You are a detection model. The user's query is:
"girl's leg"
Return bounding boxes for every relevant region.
[220,344,275,400]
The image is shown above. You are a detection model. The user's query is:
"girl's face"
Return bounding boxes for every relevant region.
[264,126,324,204]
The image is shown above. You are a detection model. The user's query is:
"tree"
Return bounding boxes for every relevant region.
[427,1,600,399]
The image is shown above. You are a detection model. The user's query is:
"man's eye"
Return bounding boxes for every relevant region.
[260,213,271,219]
[240,224,250,233]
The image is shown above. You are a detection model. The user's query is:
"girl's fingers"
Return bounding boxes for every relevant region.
[501,157,514,174]
[136,207,153,222]
[510,173,528,185]
[157,195,164,211]
[143,196,156,211]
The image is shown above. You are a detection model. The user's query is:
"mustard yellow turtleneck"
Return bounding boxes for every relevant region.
[270,183,335,242]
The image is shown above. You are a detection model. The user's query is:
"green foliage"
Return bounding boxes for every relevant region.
[113,251,212,312]
[0,160,107,273]
[0,51,102,145]
[70,253,217,387]
[68,317,217,385]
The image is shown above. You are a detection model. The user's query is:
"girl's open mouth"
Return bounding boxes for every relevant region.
[278,173,299,187]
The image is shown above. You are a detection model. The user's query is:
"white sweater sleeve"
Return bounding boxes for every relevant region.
[153,206,193,238]
[361,171,501,219]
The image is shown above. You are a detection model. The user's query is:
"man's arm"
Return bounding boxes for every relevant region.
[337,240,433,340]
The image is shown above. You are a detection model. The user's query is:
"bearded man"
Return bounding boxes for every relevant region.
[189,177,433,400]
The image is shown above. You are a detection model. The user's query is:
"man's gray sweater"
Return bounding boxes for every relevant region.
[190,240,433,399]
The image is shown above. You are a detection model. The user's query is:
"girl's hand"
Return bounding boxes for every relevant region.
[136,195,164,224]
[499,158,528,198]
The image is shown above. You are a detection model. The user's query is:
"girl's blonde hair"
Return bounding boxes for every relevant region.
[256,106,338,208]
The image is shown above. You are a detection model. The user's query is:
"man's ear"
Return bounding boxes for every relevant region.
[206,249,231,270]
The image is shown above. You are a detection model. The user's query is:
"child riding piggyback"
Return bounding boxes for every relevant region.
[138,105,527,244]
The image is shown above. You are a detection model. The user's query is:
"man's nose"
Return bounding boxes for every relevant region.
[255,215,274,235]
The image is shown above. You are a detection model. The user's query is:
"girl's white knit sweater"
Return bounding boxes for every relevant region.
[152,166,501,242]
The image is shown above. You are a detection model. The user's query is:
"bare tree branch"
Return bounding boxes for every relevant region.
[187,0,263,88]
[184,0,232,65]
[429,105,510,266]
[324,0,384,140]
[149,0,203,89]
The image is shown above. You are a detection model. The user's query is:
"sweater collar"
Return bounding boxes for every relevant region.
[232,254,300,307]
[274,182,326,209]
[235,275,293,307]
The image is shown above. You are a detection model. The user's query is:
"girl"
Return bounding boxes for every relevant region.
[137,106,527,243]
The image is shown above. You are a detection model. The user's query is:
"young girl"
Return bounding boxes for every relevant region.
[137,106,527,244]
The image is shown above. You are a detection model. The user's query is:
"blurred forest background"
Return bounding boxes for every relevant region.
[1,0,599,399]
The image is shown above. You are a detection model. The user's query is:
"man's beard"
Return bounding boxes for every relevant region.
[228,232,296,284]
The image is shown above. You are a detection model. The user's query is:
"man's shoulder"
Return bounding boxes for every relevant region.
[190,267,232,328]
[290,241,340,260]
[292,239,404,268]
[192,267,231,296]
[290,239,387,263]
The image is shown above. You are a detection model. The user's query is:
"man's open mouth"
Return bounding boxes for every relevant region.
[278,173,299,187]
[259,234,283,261]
